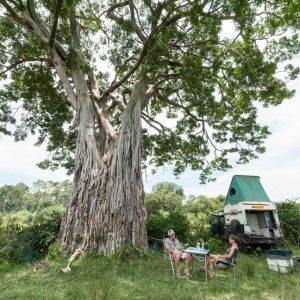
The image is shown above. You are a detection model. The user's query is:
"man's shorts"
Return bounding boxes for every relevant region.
[180,252,190,260]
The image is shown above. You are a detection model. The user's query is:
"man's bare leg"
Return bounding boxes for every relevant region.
[173,252,182,278]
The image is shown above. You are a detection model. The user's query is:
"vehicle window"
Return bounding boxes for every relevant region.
[264,212,274,228]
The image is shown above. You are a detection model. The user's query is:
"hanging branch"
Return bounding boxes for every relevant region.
[0,58,49,76]
[49,0,63,48]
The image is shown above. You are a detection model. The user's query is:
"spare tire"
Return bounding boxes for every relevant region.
[230,219,240,235]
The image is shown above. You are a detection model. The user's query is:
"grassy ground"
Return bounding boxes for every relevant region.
[0,247,300,300]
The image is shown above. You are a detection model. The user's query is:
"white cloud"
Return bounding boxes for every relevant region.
[0,134,71,186]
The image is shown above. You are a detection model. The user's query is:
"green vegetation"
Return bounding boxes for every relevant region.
[0,181,70,263]
[1,249,300,300]
[1,181,300,265]
[2,0,300,255]
[276,200,300,247]
[1,180,300,299]
[146,182,224,244]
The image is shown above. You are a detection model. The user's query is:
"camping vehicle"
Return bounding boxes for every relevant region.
[210,175,286,249]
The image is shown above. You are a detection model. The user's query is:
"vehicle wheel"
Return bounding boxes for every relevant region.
[230,219,240,235]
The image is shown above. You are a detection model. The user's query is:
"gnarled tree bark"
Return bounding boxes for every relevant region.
[59,78,148,255]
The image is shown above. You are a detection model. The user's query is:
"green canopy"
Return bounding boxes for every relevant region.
[224,175,271,206]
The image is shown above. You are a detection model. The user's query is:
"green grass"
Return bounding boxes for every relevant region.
[1,248,300,300]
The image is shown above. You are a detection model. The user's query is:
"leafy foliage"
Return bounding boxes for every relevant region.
[183,195,224,242]
[146,181,224,245]
[0,180,71,215]
[277,199,300,247]
[0,180,69,263]
[1,1,300,182]
[0,210,62,263]
[0,183,29,212]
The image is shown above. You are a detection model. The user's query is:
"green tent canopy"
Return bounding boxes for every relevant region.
[224,175,271,206]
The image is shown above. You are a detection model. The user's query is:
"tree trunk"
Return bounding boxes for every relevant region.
[59,78,148,255]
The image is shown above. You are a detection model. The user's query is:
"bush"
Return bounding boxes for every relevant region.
[46,243,62,261]
[277,200,300,246]
[207,237,227,254]
[1,210,62,263]
[165,211,190,242]
[0,245,13,263]
[147,214,167,241]
[147,210,190,244]
[112,245,146,261]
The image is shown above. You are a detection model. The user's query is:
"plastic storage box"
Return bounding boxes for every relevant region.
[266,249,293,273]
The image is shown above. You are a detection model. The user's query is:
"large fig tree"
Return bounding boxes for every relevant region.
[0,0,299,254]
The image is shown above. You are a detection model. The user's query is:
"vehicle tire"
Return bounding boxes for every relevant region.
[230,219,240,235]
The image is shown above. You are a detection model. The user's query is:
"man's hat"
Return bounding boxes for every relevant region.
[168,229,175,236]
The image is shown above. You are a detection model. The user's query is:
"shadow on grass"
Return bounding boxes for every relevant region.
[1,251,300,300]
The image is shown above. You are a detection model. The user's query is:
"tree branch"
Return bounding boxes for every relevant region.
[69,0,81,50]
[158,92,203,123]
[128,0,147,43]
[106,1,129,24]
[25,0,67,60]
[87,70,117,139]
[0,58,49,76]
[49,48,78,110]
[100,43,148,102]
[0,0,33,29]
[142,112,170,135]
[49,0,63,48]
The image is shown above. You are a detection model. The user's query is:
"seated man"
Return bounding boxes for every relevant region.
[164,229,193,278]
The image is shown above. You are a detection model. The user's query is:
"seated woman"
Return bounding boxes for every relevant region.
[207,234,238,279]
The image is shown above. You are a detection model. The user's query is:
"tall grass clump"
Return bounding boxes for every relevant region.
[242,260,256,278]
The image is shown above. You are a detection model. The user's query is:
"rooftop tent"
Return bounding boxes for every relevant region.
[224,175,271,206]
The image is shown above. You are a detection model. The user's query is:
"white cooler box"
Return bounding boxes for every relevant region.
[267,249,293,273]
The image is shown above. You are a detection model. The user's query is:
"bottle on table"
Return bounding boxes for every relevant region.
[196,243,200,250]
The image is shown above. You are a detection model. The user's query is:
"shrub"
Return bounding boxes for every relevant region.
[165,211,190,242]
[7,210,62,263]
[277,199,300,246]
[147,214,167,241]
[147,210,190,249]
[46,243,62,261]
[207,237,226,254]
[113,245,146,261]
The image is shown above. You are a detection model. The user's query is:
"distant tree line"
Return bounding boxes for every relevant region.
[0,181,299,263]
[0,180,71,214]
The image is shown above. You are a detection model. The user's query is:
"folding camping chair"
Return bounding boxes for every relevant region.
[216,248,238,286]
[163,238,176,276]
